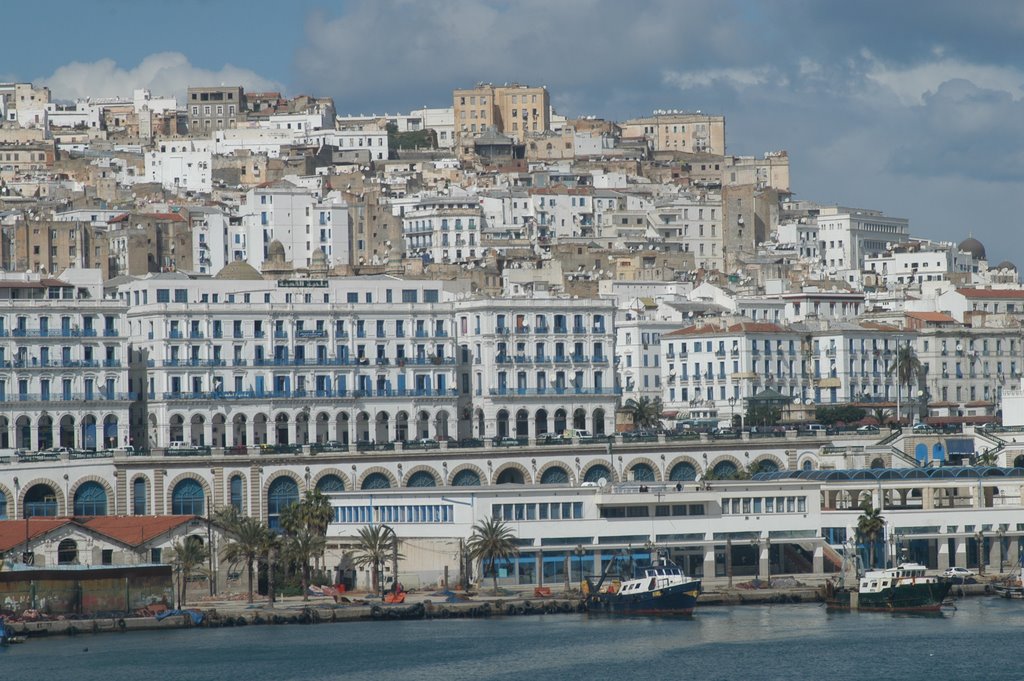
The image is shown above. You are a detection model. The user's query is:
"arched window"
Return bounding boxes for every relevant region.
[452,469,481,486]
[407,471,437,487]
[24,483,58,517]
[631,463,655,482]
[267,477,299,530]
[669,462,697,481]
[74,481,108,516]
[171,479,206,515]
[133,478,147,515]
[0,490,7,520]
[57,538,78,565]
[230,475,244,511]
[712,461,737,479]
[360,472,391,490]
[756,459,780,474]
[914,443,928,463]
[584,465,611,483]
[540,467,569,484]
[496,468,524,484]
[315,474,345,493]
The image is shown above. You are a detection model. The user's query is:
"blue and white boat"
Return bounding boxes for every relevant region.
[584,554,701,616]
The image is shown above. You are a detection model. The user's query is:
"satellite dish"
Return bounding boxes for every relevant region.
[597,477,608,487]
[793,397,801,404]
[804,399,814,405]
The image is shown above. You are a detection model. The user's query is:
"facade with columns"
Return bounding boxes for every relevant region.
[0,271,131,453]
[3,429,1024,587]
[115,273,464,449]
[457,295,618,439]
[112,272,618,449]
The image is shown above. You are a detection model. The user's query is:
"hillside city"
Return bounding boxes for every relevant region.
[1,79,1023,593]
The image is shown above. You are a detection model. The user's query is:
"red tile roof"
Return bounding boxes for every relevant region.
[0,518,73,552]
[81,516,198,546]
[956,288,1024,299]
[0,516,199,552]
[906,311,957,323]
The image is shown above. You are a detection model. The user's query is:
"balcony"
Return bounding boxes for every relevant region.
[572,326,586,334]
[553,325,568,334]
[3,391,136,403]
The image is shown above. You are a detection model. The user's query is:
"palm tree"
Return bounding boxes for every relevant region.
[467,516,519,594]
[871,407,892,426]
[168,536,209,607]
[284,525,327,601]
[887,344,921,423]
[352,524,400,595]
[281,489,333,537]
[856,500,885,569]
[264,532,282,608]
[219,515,270,603]
[623,396,663,431]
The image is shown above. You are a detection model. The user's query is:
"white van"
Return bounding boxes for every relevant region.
[167,441,191,450]
[564,429,593,441]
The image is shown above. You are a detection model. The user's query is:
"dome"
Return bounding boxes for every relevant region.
[214,261,264,281]
[268,239,286,262]
[311,248,327,267]
[996,260,1017,271]
[958,237,986,260]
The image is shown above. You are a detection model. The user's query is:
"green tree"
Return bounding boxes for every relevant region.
[352,524,401,595]
[747,403,781,427]
[219,514,271,604]
[887,344,922,423]
[168,535,209,607]
[856,500,885,569]
[284,525,327,601]
[279,490,333,600]
[467,516,519,594]
[623,396,663,430]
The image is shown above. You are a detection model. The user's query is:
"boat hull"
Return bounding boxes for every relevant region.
[587,580,701,616]
[826,581,952,612]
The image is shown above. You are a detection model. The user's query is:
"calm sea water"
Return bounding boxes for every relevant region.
[4,599,1023,681]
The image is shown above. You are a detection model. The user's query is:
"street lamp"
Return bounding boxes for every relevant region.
[728,396,737,429]
[976,531,985,576]
[574,544,586,591]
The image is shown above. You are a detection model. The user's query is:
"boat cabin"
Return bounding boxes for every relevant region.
[859,562,934,593]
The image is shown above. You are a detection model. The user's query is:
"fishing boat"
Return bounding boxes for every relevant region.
[825,562,952,612]
[584,552,701,616]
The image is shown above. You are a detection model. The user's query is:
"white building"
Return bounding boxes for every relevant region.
[815,206,910,283]
[144,140,213,194]
[0,270,131,452]
[241,179,351,270]
[401,193,483,264]
[457,296,618,439]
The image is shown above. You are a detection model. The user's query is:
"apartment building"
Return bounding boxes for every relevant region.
[0,271,131,451]
[457,296,618,439]
[186,86,246,133]
[115,275,462,449]
[453,83,550,147]
[619,111,726,155]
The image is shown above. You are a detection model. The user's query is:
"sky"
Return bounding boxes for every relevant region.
[5,0,1024,268]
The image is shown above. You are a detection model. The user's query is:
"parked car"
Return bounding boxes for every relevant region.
[943,567,975,579]
[912,423,936,434]
[856,425,880,434]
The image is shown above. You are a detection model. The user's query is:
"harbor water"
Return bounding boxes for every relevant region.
[4,598,1022,680]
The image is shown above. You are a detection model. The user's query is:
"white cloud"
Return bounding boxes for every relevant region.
[40,52,282,102]
[662,67,776,91]
[862,52,1024,105]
